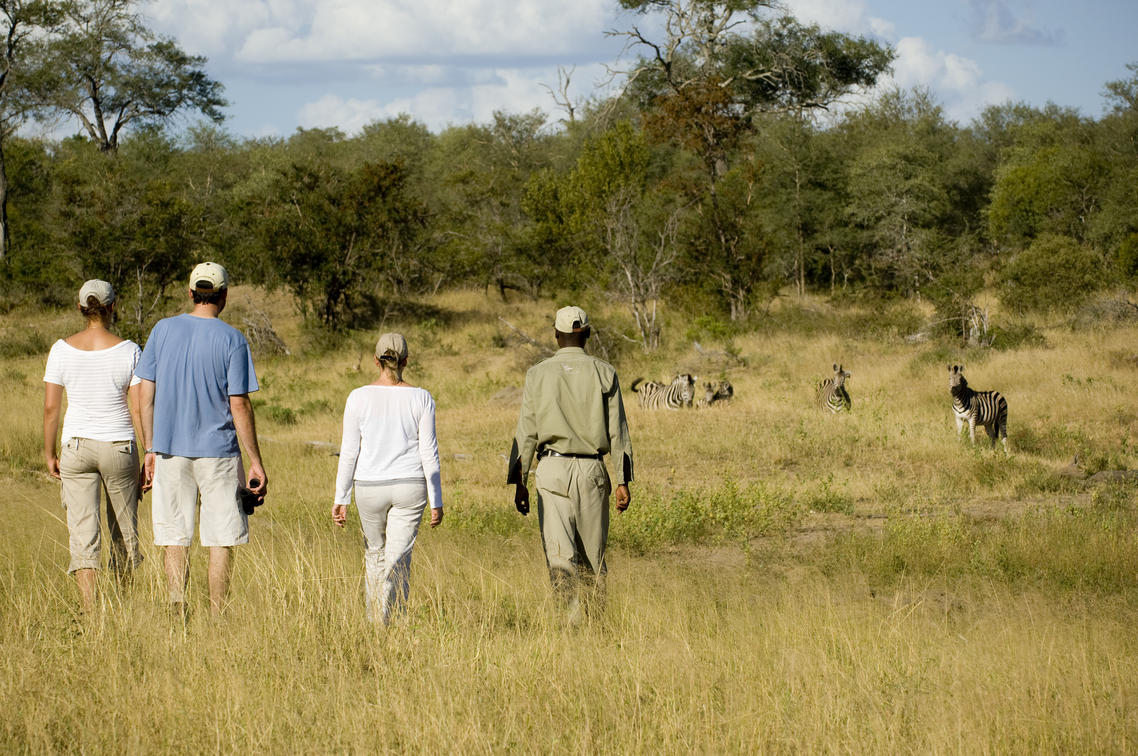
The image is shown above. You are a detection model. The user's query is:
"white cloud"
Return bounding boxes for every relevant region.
[151,0,615,64]
[297,62,614,133]
[783,0,873,35]
[867,16,896,40]
[966,0,1063,46]
[881,36,1016,122]
[297,94,392,133]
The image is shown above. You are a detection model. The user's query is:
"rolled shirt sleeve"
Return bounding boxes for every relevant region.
[607,375,634,485]
[507,370,539,485]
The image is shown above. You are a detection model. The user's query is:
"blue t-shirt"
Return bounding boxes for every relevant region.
[136,314,259,458]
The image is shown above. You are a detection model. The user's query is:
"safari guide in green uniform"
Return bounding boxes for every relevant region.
[507,305,633,623]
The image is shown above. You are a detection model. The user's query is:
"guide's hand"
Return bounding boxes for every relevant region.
[615,484,631,513]
[45,455,61,480]
[514,483,530,516]
[332,504,347,528]
[430,508,444,528]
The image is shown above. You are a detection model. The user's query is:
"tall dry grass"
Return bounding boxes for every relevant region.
[2,288,1137,752]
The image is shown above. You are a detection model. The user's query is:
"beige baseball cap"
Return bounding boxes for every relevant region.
[554,305,589,333]
[189,261,229,292]
[78,279,115,306]
[375,332,408,362]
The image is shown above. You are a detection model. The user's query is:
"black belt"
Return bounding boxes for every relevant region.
[537,449,603,461]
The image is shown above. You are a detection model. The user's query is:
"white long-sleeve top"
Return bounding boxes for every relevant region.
[334,385,443,509]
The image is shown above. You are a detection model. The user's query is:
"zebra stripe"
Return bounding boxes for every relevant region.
[818,364,851,413]
[696,380,734,408]
[948,364,1008,452]
[630,374,697,410]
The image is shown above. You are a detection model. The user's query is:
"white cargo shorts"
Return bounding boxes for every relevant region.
[151,455,248,547]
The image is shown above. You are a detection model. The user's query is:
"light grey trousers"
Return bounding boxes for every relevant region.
[354,480,428,624]
[534,456,611,621]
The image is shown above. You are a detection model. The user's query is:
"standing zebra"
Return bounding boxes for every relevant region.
[817,364,852,413]
[630,374,697,410]
[948,364,1009,452]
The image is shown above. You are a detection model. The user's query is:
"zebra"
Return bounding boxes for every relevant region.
[696,380,734,408]
[817,364,851,413]
[948,364,1008,452]
[630,373,697,410]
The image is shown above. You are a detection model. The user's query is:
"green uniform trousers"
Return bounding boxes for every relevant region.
[535,455,611,620]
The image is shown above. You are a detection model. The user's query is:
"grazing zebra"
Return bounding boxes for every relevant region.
[630,373,697,410]
[817,364,852,413]
[696,380,734,408]
[948,364,1008,452]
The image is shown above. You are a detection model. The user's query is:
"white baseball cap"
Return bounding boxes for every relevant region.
[554,305,589,333]
[375,332,408,361]
[189,261,229,292]
[78,279,115,306]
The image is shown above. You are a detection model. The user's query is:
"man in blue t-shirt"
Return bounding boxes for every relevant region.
[137,262,268,618]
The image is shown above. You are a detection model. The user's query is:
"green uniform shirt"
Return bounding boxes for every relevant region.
[507,347,634,485]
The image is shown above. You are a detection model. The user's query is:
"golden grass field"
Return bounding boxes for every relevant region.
[2,288,1137,753]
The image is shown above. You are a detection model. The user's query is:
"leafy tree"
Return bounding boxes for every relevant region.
[1092,62,1138,264]
[43,130,202,339]
[243,159,428,330]
[430,110,554,298]
[614,1,893,317]
[987,105,1103,247]
[559,120,684,347]
[839,89,968,300]
[29,0,225,152]
[0,0,60,261]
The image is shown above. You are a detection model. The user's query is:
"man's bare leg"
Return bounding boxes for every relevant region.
[75,568,96,614]
[165,545,189,618]
[208,546,232,618]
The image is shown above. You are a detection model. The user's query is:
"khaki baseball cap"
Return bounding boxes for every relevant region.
[375,332,408,361]
[189,261,229,292]
[554,305,589,333]
[78,279,115,306]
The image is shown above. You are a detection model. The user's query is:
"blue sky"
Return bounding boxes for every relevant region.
[138,0,1137,138]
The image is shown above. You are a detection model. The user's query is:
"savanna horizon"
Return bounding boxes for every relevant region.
[2,287,1137,753]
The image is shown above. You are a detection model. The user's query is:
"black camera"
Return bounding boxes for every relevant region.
[239,478,264,515]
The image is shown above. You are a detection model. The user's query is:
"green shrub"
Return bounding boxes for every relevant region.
[802,474,854,515]
[998,234,1105,314]
[612,481,804,552]
[1116,232,1138,282]
[0,329,49,358]
[684,315,737,342]
[989,321,1046,350]
[262,404,298,425]
[824,508,1138,593]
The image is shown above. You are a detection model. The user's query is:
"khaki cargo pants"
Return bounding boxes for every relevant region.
[534,455,611,621]
[59,438,142,574]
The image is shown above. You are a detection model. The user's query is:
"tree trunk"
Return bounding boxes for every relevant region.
[794,165,805,297]
[0,136,9,262]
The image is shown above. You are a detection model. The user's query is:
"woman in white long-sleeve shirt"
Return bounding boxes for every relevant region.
[332,332,443,624]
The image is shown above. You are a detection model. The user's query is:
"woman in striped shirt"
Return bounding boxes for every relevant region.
[43,280,143,613]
